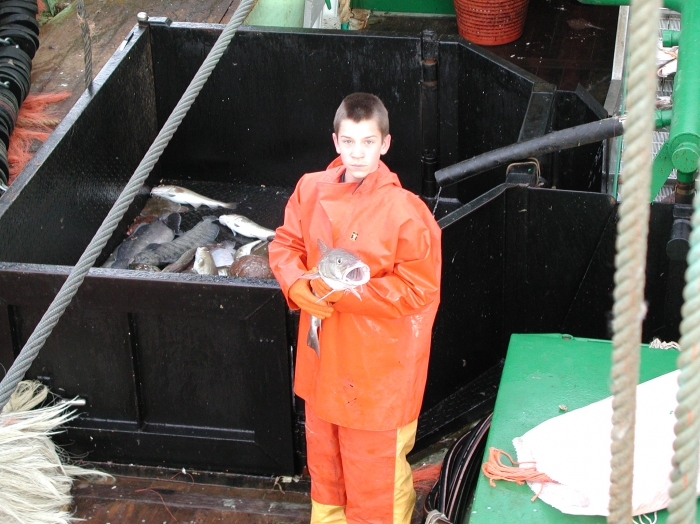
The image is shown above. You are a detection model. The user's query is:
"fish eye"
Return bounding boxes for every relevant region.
[336,258,342,264]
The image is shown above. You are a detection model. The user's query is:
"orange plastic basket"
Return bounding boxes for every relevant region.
[454,0,529,46]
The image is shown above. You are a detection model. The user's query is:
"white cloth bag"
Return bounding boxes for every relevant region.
[513,370,700,516]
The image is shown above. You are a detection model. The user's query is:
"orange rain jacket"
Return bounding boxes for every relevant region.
[269,158,442,431]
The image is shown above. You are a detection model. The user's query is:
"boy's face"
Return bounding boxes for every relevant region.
[332,119,391,183]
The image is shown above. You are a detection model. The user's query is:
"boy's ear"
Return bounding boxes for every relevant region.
[332,133,341,154]
[380,134,391,155]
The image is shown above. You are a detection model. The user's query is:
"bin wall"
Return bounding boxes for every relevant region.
[0,29,159,266]
[0,23,583,472]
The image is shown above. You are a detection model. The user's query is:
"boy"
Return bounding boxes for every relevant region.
[269,93,442,524]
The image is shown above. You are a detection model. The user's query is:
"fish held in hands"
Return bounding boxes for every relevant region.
[300,239,371,357]
[219,214,276,241]
[151,185,236,210]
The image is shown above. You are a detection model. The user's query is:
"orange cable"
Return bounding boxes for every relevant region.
[481,447,554,501]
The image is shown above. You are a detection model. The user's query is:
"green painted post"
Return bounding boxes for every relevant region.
[668,3,700,186]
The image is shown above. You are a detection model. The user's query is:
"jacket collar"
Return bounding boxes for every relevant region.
[321,156,402,194]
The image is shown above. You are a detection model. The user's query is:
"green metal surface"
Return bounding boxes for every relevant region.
[580,0,700,198]
[652,141,676,198]
[243,0,305,27]
[351,0,455,14]
[656,109,673,129]
[663,29,681,47]
[466,333,697,524]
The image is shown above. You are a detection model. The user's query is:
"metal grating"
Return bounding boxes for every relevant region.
[615,8,678,201]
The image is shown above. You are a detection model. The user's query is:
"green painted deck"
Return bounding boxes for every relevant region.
[467,333,697,524]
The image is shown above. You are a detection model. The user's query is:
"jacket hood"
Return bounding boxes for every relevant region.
[325,156,402,193]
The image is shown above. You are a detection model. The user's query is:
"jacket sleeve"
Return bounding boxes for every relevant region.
[268,180,309,310]
[332,207,442,319]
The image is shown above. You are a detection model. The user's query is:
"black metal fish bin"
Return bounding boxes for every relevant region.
[0,20,685,476]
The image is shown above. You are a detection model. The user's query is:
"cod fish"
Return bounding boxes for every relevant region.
[105,213,180,269]
[132,216,219,266]
[193,246,218,275]
[151,185,236,210]
[219,214,276,241]
[141,196,189,216]
[299,239,370,357]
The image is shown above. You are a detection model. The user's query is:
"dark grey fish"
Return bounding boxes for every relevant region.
[106,213,181,269]
[161,247,198,273]
[132,216,219,266]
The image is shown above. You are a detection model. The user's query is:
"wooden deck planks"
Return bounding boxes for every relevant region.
[72,474,311,523]
[31,0,241,118]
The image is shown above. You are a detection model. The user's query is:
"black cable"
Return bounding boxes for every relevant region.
[423,413,493,523]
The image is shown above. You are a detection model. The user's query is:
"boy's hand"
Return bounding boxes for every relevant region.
[289,278,334,319]
[310,278,344,304]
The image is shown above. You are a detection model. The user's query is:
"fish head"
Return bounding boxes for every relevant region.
[151,185,184,199]
[317,245,370,290]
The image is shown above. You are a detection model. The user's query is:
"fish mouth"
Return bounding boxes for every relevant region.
[342,264,370,285]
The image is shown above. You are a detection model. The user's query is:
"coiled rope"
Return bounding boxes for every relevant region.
[607,0,659,521]
[667,183,700,522]
[76,0,93,90]
[0,0,257,410]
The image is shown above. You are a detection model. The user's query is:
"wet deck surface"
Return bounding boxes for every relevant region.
[72,470,311,524]
[32,0,242,118]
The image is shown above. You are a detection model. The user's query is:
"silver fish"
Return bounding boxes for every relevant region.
[209,241,237,267]
[194,247,218,275]
[234,239,263,261]
[105,213,180,269]
[132,216,219,266]
[151,185,236,210]
[299,239,370,357]
[219,214,276,241]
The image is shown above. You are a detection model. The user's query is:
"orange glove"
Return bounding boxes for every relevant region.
[310,277,344,304]
[289,278,334,319]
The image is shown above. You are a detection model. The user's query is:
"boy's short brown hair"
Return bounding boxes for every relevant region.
[334,93,390,137]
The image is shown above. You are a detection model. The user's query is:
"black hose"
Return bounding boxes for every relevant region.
[435,116,625,188]
[424,413,493,523]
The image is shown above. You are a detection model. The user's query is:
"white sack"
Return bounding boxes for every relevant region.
[513,370,700,516]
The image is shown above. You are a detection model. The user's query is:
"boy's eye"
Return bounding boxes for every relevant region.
[365,141,374,145]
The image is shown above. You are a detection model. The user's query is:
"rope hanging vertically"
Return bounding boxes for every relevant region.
[76,0,93,90]
[667,182,700,521]
[339,0,351,29]
[607,0,659,522]
[0,0,257,410]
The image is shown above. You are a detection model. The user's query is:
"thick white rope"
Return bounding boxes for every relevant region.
[607,0,659,522]
[667,179,700,524]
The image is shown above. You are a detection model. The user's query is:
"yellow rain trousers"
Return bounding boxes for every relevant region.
[305,405,417,524]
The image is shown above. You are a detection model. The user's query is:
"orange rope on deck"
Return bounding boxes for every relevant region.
[481,447,554,501]
[8,92,70,183]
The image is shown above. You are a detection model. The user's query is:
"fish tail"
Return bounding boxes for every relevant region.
[307,317,321,357]
[222,202,238,210]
